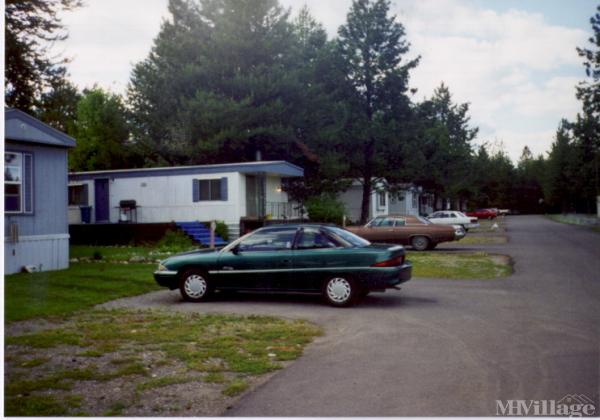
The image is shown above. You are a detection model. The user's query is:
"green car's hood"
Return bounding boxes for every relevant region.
[161,248,222,270]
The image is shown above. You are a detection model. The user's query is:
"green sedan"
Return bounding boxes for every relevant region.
[154,224,412,307]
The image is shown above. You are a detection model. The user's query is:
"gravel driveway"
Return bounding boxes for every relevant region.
[103,215,600,416]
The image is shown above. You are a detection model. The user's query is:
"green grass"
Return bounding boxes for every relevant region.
[19,357,50,368]
[222,378,249,397]
[468,218,506,233]
[5,309,322,416]
[70,243,198,262]
[547,214,600,231]
[136,375,200,392]
[5,376,72,396]
[408,251,512,279]
[103,401,127,416]
[70,245,167,262]
[5,394,82,417]
[204,372,227,383]
[459,235,507,245]
[4,263,161,322]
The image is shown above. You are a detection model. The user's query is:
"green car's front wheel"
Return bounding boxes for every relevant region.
[180,270,212,302]
[323,275,357,307]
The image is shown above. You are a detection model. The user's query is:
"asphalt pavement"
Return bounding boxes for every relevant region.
[104,215,600,416]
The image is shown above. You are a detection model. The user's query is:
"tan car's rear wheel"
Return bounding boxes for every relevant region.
[411,235,430,251]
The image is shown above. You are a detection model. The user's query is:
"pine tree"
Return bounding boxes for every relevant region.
[573,4,600,212]
[129,0,302,165]
[414,83,477,209]
[337,0,419,223]
[5,0,81,111]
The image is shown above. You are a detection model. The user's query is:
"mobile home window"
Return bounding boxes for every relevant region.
[193,178,228,202]
[378,191,386,207]
[5,152,22,212]
[69,184,89,206]
[5,152,33,213]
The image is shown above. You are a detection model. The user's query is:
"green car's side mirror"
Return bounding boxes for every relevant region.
[232,245,241,255]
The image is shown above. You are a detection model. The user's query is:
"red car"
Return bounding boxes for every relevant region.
[466,208,498,219]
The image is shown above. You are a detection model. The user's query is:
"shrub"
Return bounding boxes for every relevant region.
[305,195,345,225]
[214,220,229,241]
[92,250,103,260]
[157,230,195,252]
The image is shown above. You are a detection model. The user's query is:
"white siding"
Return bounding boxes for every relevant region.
[338,182,388,223]
[389,190,420,216]
[116,173,237,224]
[69,172,289,227]
[338,186,363,223]
[265,175,289,203]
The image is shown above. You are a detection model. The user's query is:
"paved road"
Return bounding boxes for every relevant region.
[105,215,600,416]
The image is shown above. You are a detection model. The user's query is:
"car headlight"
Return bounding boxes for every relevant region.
[157,262,168,272]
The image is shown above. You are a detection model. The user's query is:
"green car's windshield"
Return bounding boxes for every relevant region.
[327,226,370,247]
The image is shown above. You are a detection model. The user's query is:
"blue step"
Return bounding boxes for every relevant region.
[176,221,228,246]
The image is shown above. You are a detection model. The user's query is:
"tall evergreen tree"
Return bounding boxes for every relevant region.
[576,5,600,118]
[572,4,600,212]
[337,0,419,223]
[516,146,547,214]
[283,7,350,201]
[544,121,578,212]
[129,0,308,165]
[37,78,81,133]
[5,0,81,111]
[414,83,478,209]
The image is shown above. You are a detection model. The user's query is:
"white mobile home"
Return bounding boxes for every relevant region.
[68,161,304,239]
[337,179,389,223]
[388,184,435,216]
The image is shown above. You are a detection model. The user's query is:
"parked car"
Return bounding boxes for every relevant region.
[154,224,412,307]
[347,215,465,251]
[428,210,479,231]
[466,208,498,219]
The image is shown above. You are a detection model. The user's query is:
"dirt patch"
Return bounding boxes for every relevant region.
[4,309,320,416]
[489,254,512,265]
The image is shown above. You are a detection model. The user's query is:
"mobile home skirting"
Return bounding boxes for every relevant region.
[4,234,70,274]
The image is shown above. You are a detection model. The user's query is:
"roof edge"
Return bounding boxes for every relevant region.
[5,108,76,148]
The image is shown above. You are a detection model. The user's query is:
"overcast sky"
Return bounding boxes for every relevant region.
[58,0,596,162]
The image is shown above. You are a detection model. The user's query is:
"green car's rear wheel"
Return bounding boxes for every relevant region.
[180,270,212,302]
[323,275,357,307]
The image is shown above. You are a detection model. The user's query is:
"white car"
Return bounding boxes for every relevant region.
[427,211,479,231]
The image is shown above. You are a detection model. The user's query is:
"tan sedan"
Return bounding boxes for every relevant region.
[347,215,465,251]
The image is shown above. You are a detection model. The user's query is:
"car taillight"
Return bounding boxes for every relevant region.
[371,255,405,267]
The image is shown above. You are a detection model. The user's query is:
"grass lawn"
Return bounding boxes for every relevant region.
[458,235,507,245]
[5,263,160,322]
[546,214,600,232]
[468,217,507,233]
[408,251,512,279]
[5,309,322,416]
[70,245,197,262]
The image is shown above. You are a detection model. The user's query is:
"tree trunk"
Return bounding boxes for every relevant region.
[360,140,375,224]
[360,178,372,225]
